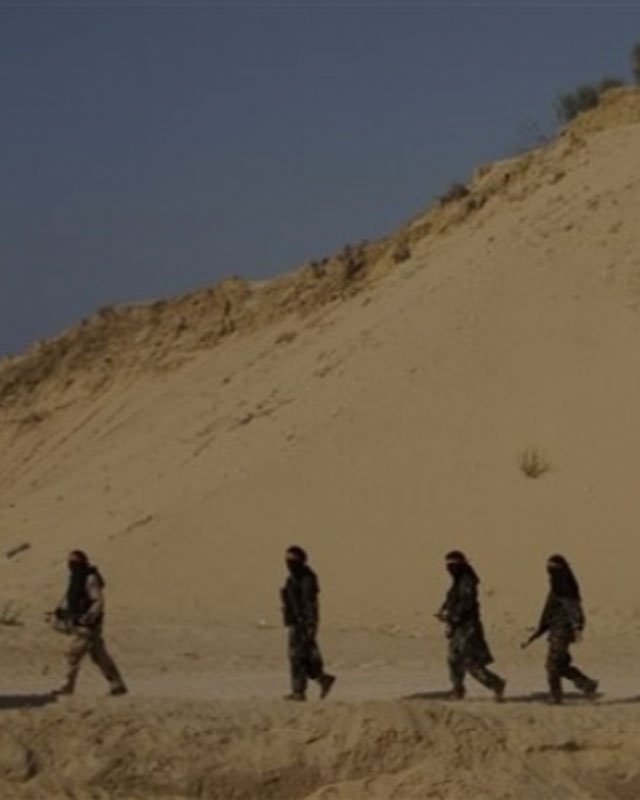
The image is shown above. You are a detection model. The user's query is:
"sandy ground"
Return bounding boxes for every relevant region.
[2,89,640,797]
[1,623,640,798]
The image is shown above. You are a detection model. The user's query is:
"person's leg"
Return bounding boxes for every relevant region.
[546,632,568,703]
[88,633,127,694]
[467,663,507,700]
[58,630,90,694]
[286,627,308,700]
[448,640,466,699]
[559,650,598,697]
[304,635,336,699]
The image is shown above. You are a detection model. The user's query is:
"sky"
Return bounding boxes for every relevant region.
[2,1,640,357]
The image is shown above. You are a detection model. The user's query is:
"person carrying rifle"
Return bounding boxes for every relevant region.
[436,550,506,701]
[521,554,598,704]
[49,550,127,697]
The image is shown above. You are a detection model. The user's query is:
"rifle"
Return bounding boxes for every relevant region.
[434,610,454,638]
[520,628,543,649]
[45,608,73,635]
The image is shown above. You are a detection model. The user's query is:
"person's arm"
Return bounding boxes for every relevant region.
[49,594,71,631]
[281,586,295,626]
[80,574,104,625]
[435,599,448,621]
[301,573,319,633]
[535,594,553,636]
[446,576,476,626]
[522,594,553,648]
[561,597,585,635]
[54,593,69,616]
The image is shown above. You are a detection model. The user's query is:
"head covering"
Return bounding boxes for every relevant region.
[285,545,308,577]
[69,550,89,565]
[445,550,478,582]
[547,553,581,600]
[66,550,91,614]
[286,546,308,563]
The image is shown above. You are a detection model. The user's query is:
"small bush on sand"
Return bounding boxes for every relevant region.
[438,182,470,206]
[555,77,624,125]
[519,449,550,479]
[392,241,412,264]
[0,602,24,627]
[338,243,368,282]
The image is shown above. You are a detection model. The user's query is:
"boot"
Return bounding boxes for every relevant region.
[494,677,507,703]
[547,672,563,705]
[448,685,466,700]
[283,692,306,702]
[319,674,336,699]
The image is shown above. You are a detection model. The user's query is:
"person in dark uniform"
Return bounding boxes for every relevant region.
[436,550,506,701]
[51,550,127,697]
[522,554,598,704]
[280,546,335,702]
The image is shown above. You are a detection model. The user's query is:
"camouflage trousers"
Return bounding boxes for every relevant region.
[64,626,126,694]
[546,629,595,700]
[447,623,503,695]
[288,626,325,695]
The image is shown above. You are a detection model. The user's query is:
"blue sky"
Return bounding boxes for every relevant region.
[2,1,639,356]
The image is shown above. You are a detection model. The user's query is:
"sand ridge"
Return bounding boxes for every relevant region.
[1,88,640,798]
[1,694,640,799]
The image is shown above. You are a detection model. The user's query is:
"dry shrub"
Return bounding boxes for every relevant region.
[438,182,470,206]
[0,602,24,627]
[392,241,411,264]
[519,449,550,479]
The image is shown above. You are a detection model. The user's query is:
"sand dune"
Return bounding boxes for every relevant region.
[1,88,640,798]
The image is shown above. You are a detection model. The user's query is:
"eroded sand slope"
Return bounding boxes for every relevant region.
[1,89,640,798]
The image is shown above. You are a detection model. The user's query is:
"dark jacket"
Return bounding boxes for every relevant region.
[281,566,319,631]
[534,591,585,639]
[439,570,493,666]
[440,572,480,628]
[58,567,105,628]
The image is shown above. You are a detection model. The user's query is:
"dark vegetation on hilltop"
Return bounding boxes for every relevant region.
[3,40,640,414]
[555,40,640,124]
[440,39,640,205]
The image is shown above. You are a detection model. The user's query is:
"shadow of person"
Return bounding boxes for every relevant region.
[402,690,457,701]
[505,691,605,704]
[404,691,552,704]
[599,695,640,706]
[403,690,609,705]
[503,691,552,704]
[0,693,58,711]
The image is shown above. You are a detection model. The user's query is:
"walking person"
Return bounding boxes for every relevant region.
[51,550,127,697]
[522,554,598,704]
[280,546,336,701]
[436,550,506,701]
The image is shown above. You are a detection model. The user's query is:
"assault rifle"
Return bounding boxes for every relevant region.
[520,628,543,649]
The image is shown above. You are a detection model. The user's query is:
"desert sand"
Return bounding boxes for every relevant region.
[1,88,640,798]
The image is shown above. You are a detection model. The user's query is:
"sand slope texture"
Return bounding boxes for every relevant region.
[1,88,640,798]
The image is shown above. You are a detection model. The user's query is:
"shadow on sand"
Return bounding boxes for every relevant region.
[401,690,634,705]
[0,693,57,711]
[403,690,457,702]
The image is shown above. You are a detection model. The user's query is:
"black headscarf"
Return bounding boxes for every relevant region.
[286,545,308,578]
[66,551,104,615]
[445,550,479,583]
[547,554,580,600]
[66,566,91,615]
